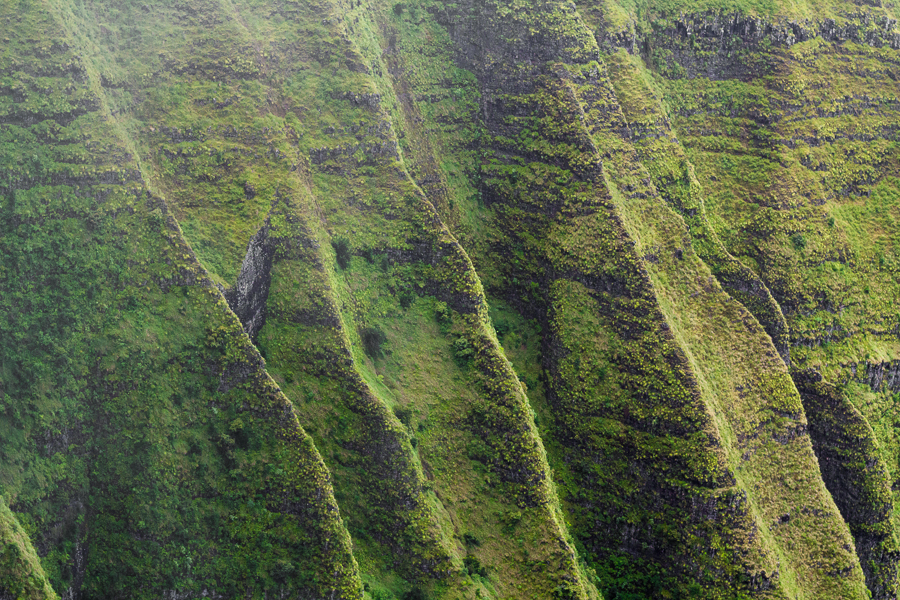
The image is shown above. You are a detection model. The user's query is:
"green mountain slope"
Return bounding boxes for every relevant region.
[1,0,899,598]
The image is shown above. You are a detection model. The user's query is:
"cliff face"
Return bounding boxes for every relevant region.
[0,2,360,598]
[1,0,900,599]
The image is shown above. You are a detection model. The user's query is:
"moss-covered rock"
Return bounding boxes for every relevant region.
[3,0,900,597]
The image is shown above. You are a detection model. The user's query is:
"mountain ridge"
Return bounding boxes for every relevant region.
[1,0,899,598]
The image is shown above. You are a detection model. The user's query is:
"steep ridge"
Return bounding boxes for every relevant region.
[43,0,604,598]
[593,33,900,597]
[601,50,791,365]
[363,0,875,597]
[794,370,897,598]
[0,1,361,598]
[570,53,867,598]
[450,17,776,594]
[50,0,458,592]
[3,0,900,598]
[583,3,900,596]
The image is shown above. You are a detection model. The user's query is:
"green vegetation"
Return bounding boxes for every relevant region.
[2,0,900,597]
[0,1,360,598]
[0,497,57,600]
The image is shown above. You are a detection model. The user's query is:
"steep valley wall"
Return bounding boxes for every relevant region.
[1,0,899,599]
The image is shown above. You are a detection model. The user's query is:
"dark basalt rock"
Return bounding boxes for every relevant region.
[849,360,900,393]
[795,369,899,599]
[224,219,275,341]
[604,11,900,81]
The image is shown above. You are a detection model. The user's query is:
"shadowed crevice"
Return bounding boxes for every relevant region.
[795,369,900,600]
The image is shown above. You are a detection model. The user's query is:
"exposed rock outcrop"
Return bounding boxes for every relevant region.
[795,369,899,599]
[224,218,274,340]
[849,360,900,394]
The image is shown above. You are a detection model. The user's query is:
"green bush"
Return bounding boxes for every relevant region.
[332,237,351,269]
[361,327,387,357]
[453,337,474,366]
[402,588,426,600]
[464,556,487,578]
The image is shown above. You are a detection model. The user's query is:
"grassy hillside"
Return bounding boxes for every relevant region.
[1,0,899,598]
[0,1,360,597]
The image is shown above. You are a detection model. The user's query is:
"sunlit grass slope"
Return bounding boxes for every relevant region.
[38,0,603,598]
[0,0,360,597]
[2,0,900,598]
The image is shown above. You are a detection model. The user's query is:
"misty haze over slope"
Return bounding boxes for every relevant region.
[2,0,900,598]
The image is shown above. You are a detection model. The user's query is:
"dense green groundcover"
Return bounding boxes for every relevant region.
[1,0,900,598]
